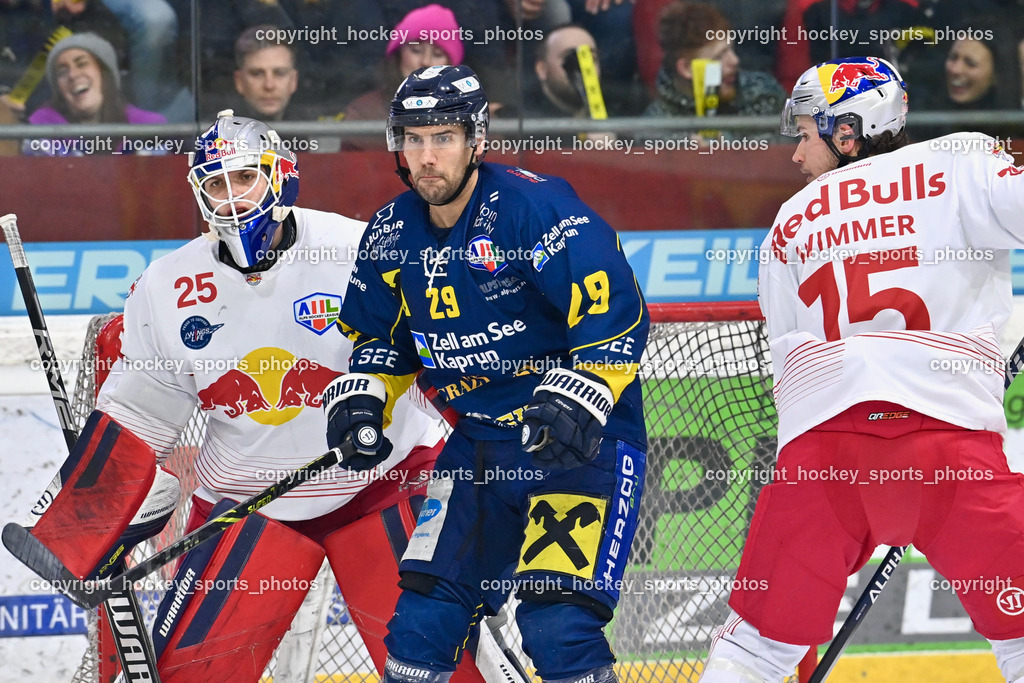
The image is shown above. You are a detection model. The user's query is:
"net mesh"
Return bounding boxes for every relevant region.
[68,303,786,683]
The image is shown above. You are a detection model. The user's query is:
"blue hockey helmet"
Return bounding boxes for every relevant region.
[388,65,489,205]
[187,110,299,268]
[387,64,489,152]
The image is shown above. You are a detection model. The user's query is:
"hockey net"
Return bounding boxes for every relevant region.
[67,301,788,683]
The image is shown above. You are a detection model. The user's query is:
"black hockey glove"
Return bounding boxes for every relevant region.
[521,368,614,469]
[323,373,393,471]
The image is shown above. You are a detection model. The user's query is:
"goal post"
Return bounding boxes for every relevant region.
[65,302,806,683]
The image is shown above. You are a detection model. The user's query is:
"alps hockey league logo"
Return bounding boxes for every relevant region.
[467,235,507,275]
[294,292,342,335]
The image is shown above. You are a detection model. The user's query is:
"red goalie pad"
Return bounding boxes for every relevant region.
[155,503,326,682]
[31,410,156,578]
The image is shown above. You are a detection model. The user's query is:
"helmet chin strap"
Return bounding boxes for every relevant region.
[823,129,869,169]
[394,148,487,207]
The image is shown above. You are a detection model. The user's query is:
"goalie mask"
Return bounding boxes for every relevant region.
[388,64,489,205]
[780,57,907,163]
[188,110,299,268]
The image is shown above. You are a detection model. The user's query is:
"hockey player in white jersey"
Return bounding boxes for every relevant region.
[699,57,1024,682]
[24,111,499,682]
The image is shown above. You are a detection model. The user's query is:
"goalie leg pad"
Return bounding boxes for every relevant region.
[153,498,325,683]
[32,410,157,578]
[325,498,487,683]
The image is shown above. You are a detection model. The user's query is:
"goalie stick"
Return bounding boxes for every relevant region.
[0,213,161,682]
[808,338,1024,682]
[4,440,359,610]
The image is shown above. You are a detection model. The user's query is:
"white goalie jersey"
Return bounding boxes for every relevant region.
[97,207,446,520]
[760,133,1024,449]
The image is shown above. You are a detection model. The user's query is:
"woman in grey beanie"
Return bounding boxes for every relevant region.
[23,31,166,155]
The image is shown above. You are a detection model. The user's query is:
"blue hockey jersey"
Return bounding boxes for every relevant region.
[339,162,648,444]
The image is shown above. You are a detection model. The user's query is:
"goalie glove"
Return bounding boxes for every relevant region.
[521,368,614,469]
[323,373,393,471]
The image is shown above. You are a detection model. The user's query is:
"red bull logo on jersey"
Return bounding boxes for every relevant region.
[198,347,341,425]
[818,57,891,103]
[294,292,342,335]
[467,235,507,275]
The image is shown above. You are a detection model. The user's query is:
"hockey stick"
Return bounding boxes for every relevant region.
[4,440,357,610]
[0,213,161,682]
[808,340,1024,682]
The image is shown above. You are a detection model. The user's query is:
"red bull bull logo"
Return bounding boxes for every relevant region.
[821,57,890,99]
[197,347,341,425]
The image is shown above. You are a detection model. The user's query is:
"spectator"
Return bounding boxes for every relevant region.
[218,25,321,122]
[527,23,602,118]
[642,1,786,142]
[21,32,166,156]
[0,0,128,116]
[343,4,464,149]
[775,0,923,91]
[190,0,294,109]
[505,0,642,114]
[635,0,786,94]
[374,1,512,112]
[912,22,1024,139]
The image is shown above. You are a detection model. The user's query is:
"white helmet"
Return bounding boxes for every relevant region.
[187,110,299,268]
[780,56,907,141]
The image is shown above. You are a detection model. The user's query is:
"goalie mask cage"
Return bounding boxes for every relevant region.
[66,302,804,683]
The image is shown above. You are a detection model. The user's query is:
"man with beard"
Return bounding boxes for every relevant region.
[323,64,649,683]
[531,24,600,118]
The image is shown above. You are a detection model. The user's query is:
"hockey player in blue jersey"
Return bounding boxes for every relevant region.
[321,65,649,683]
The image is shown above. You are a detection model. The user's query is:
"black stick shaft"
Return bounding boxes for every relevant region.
[1,213,161,681]
[76,445,347,608]
[808,545,906,682]
[1,214,76,450]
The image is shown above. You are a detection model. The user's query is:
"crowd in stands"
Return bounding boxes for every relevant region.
[1,0,1023,155]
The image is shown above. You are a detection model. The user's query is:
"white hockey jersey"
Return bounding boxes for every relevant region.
[98,207,446,519]
[760,133,1024,449]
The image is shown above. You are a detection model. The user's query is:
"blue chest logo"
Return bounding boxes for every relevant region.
[180,316,224,349]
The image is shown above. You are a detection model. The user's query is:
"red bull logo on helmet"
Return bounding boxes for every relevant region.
[818,57,891,104]
[198,347,341,425]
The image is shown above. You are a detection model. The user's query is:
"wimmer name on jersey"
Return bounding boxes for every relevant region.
[339,162,649,444]
[760,132,1024,449]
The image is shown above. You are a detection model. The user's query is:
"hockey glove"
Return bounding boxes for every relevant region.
[323,373,393,471]
[521,368,613,469]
